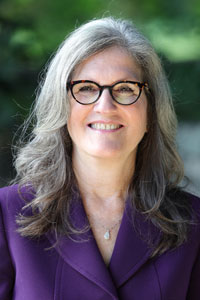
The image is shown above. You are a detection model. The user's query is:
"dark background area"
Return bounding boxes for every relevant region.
[0,0,200,187]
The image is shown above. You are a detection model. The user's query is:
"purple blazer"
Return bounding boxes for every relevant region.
[0,185,200,300]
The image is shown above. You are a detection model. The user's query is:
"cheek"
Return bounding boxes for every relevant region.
[67,103,78,139]
[67,102,89,138]
[141,108,148,132]
[140,99,148,131]
[128,100,148,132]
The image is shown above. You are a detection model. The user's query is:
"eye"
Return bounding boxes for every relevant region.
[74,83,99,94]
[79,85,95,92]
[117,86,133,93]
[114,83,137,95]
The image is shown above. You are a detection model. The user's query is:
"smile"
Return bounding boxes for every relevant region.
[89,123,123,130]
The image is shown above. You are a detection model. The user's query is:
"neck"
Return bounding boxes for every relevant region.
[72,150,136,212]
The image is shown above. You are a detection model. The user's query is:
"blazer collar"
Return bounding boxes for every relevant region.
[46,195,161,297]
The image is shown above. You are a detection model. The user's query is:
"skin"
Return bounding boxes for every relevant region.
[67,46,148,264]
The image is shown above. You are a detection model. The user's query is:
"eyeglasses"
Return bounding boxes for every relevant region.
[67,80,149,105]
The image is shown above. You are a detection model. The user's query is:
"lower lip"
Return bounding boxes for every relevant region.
[88,125,123,132]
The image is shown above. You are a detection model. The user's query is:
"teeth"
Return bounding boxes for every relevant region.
[90,123,121,130]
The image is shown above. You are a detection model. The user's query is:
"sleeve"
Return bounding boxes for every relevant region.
[187,237,200,299]
[0,204,15,299]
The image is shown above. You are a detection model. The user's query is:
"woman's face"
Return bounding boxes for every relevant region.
[67,46,148,162]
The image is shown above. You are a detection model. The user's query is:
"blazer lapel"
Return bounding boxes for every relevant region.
[108,198,162,287]
[46,196,118,299]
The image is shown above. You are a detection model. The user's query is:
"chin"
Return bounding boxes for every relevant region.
[87,147,127,159]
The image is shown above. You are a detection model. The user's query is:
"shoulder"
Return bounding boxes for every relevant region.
[164,189,200,246]
[179,191,200,241]
[188,192,200,228]
[167,188,200,220]
[0,184,35,223]
[182,190,200,222]
[188,192,200,212]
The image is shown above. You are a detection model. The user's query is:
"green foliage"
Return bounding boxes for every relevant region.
[143,19,200,62]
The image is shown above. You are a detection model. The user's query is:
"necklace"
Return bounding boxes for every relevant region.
[87,214,122,240]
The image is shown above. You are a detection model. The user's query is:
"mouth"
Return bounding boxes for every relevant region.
[88,123,123,131]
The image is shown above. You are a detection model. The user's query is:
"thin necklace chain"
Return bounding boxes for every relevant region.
[87,214,122,240]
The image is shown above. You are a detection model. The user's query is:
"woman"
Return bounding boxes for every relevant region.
[0,17,199,300]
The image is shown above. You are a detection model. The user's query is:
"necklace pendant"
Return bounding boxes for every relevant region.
[104,230,110,240]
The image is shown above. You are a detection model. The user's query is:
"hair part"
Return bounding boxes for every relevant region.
[13,16,194,257]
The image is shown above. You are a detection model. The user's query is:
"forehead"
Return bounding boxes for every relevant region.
[72,46,142,82]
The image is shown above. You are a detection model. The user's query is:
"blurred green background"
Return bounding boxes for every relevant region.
[0,0,200,187]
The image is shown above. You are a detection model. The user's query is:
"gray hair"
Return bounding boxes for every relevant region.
[14,17,192,257]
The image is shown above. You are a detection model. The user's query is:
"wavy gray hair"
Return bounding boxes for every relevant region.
[14,17,193,257]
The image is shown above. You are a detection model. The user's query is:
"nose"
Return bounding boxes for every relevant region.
[93,89,117,113]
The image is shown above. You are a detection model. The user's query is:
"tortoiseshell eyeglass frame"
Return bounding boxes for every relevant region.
[67,80,149,105]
